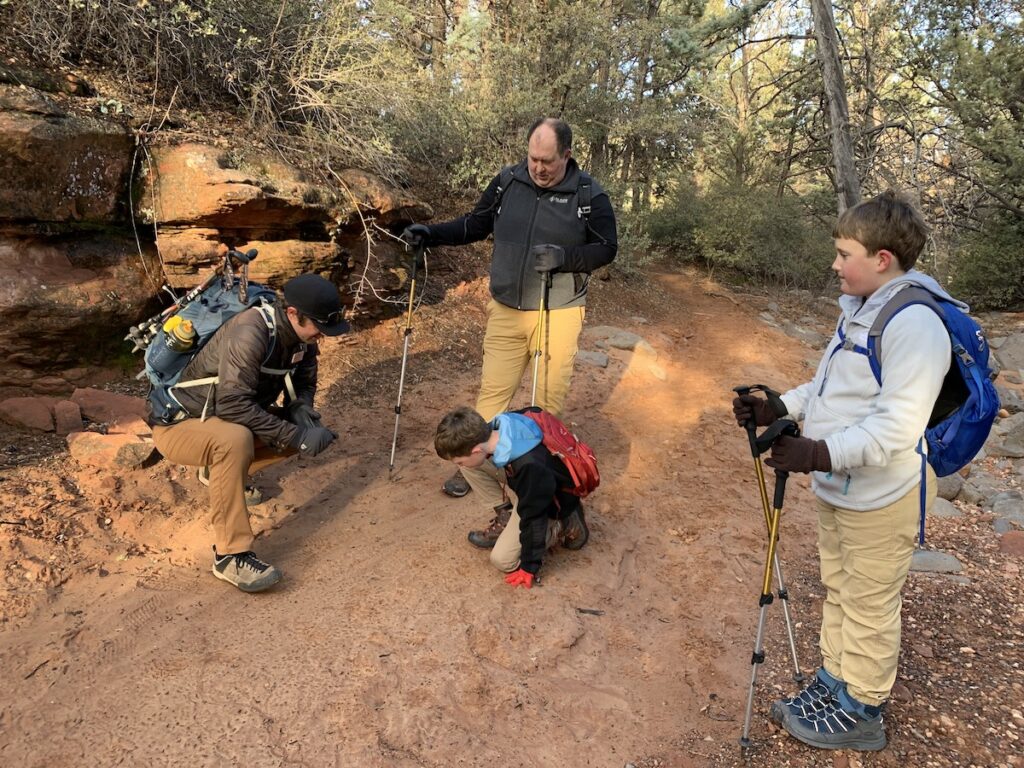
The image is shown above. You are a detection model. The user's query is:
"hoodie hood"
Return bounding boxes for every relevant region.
[840,269,968,327]
[490,413,543,467]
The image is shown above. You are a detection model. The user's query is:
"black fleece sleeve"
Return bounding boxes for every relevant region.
[425,174,502,246]
[509,461,559,575]
[561,192,618,273]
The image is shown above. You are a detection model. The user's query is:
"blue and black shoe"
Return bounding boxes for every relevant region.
[769,667,843,724]
[782,687,886,751]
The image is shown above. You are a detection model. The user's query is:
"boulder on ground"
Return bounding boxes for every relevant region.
[66,431,154,469]
[53,400,84,436]
[0,397,55,431]
[71,388,147,424]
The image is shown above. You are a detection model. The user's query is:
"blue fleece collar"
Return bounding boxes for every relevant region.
[490,413,543,467]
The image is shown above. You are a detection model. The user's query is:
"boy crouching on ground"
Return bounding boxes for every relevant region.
[434,406,589,588]
[733,192,954,751]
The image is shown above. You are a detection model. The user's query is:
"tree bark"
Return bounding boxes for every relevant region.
[810,0,861,213]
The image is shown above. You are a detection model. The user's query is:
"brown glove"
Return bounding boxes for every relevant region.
[765,435,832,473]
[733,394,781,428]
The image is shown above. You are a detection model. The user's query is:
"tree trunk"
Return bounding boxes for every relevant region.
[810,0,861,213]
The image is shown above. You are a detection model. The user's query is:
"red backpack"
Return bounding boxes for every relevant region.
[521,409,600,498]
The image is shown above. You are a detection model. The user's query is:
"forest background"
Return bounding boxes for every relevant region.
[3,0,1022,309]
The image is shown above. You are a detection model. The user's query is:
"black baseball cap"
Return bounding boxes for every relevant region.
[283,274,350,335]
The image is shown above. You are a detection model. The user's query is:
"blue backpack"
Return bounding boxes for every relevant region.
[837,285,1000,541]
[142,280,283,425]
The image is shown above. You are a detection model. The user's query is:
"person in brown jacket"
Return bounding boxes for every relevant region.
[151,274,348,592]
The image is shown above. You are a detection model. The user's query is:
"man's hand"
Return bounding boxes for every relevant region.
[402,223,432,249]
[732,394,781,428]
[765,435,831,474]
[287,401,322,430]
[293,425,337,458]
[531,244,565,273]
[504,568,535,589]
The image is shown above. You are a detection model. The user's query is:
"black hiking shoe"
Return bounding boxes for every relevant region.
[770,672,837,724]
[212,547,282,593]
[783,698,886,751]
[467,501,512,549]
[442,469,471,497]
[561,504,589,550]
[198,466,264,506]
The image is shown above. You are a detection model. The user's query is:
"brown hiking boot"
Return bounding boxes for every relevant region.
[467,501,513,549]
[561,504,589,550]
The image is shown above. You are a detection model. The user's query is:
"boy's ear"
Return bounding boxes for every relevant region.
[875,248,896,272]
[471,443,486,456]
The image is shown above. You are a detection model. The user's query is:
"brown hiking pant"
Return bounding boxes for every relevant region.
[153,417,294,554]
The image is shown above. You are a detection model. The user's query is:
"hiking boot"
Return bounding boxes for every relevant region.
[197,466,264,506]
[467,501,512,549]
[211,547,282,593]
[442,469,471,498]
[782,696,886,752]
[769,668,842,724]
[561,504,589,550]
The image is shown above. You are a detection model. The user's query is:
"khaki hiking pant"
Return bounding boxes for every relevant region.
[490,507,564,573]
[153,417,295,555]
[462,299,585,515]
[817,467,936,707]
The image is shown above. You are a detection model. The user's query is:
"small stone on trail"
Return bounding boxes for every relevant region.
[998,530,1024,557]
[910,550,963,574]
[577,350,609,368]
[931,498,962,518]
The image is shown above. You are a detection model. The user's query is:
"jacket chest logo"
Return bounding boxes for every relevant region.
[549,195,570,204]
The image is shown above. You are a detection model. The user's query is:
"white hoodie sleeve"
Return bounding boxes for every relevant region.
[825,304,951,471]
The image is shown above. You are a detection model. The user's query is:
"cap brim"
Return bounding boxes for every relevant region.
[313,317,351,336]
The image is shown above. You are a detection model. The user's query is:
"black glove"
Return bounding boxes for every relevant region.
[765,435,831,474]
[402,223,432,249]
[292,425,337,458]
[287,401,322,430]
[732,394,783,428]
[531,244,565,273]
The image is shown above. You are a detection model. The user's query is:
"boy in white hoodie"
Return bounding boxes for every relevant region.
[733,191,954,751]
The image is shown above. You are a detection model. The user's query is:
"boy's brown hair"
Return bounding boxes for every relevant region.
[832,190,929,271]
[434,406,491,460]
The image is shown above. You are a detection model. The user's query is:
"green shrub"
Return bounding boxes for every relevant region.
[948,216,1024,311]
[650,181,834,289]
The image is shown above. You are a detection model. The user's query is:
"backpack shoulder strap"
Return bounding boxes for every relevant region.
[494,165,516,215]
[866,286,944,385]
[577,176,592,222]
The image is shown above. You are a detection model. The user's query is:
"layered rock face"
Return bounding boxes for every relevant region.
[0,67,431,395]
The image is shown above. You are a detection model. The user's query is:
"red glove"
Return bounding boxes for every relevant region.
[504,569,535,589]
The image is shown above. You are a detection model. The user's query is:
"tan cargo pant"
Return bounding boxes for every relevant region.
[817,468,936,706]
[153,417,294,554]
[462,299,585,514]
[490,507,564,573]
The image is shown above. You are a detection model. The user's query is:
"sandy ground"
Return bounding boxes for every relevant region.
[1,264,1021,767]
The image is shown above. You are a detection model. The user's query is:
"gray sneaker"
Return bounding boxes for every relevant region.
[782,698,886,751]
[212,548,282,593]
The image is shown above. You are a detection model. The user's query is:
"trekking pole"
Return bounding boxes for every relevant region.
[530,269,552,406]
[389,241,423,473]
[734,385,805,685]
[741,448,794,749]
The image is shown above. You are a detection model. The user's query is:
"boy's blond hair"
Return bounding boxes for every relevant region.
[833,190,928,271]
[434,406,491,459]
